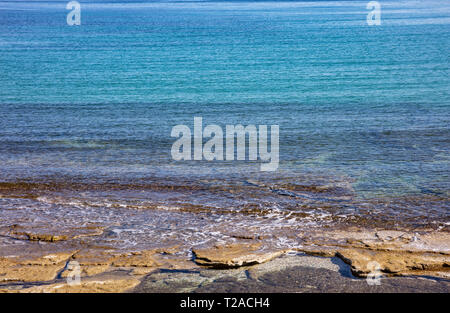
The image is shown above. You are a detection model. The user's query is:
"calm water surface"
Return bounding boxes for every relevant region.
[0,1,449,251]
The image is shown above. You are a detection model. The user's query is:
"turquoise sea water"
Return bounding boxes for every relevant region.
[0,1,449,246]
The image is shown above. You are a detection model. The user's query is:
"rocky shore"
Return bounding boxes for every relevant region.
[0,226,448,293]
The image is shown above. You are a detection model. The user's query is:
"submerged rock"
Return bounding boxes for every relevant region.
[23,233,68,242]
[8,224,105,242]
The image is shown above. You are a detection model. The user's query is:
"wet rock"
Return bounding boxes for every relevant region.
[11,232,68,242]
[9,225,105,242]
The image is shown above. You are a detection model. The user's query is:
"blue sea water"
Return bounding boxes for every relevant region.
[0,1,449,239]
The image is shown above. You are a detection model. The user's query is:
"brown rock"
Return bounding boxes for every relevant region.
[60,249,166,278]
[131,267,155,276]
[295,246,337,258]
[59,249,116,278]
[0,278,140,293]
[9,225,105,242]
[192,243,285,268]
[112,250,158,268]
[0,251,75,282]
[0,264,64,282]
[25,233,68,242]
[60,264,111,278]
[336,249,450,277]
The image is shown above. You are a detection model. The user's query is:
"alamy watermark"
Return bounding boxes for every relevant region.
[367,1,381,26]
[65,1,380,26]
[65,260,81,286]
[66,1,81,26]
[65,2,380,27]
[366,261,382,285]
[171,117,279,171]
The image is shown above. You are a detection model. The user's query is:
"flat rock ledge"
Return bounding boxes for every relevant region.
[192,243,285,268]
[336,249,450,278]
[0,251,77,282]
[297,230,450,278]
[1,230,449,292]
[0,277,141,293]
